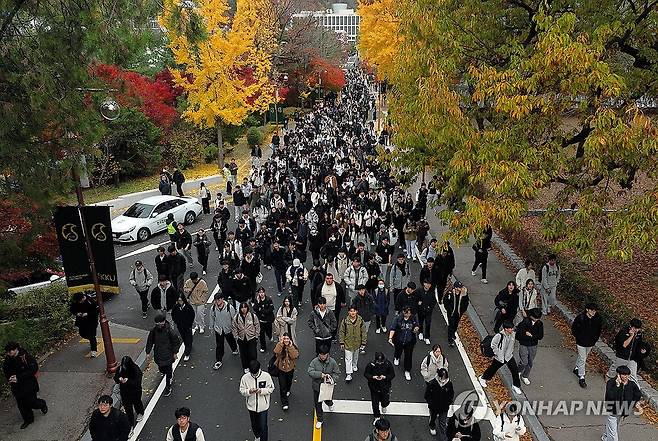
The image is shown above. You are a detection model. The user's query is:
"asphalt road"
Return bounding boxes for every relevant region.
[106,214,493,441]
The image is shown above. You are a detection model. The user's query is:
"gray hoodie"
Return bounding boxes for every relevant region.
[307,356,341,391]
[541,262,561,289]
[209,301,236,334]
[492,330,516,363]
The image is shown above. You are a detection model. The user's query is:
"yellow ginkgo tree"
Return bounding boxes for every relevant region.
[159,0,276,169]
[357,0,402,82]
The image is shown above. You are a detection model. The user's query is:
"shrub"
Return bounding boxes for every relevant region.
[246,127,264,148]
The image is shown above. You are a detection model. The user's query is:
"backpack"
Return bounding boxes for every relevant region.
[267,354,280,377]
[480,333,503,358]
[500,413,522,431]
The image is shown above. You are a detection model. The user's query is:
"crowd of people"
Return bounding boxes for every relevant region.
[2,69,648,441]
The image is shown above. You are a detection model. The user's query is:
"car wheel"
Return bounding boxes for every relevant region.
[184,211,196,225]
[137,228,151,242]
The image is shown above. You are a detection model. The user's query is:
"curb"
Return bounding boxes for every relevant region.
[460,282,552,441]
[490,231,658,412]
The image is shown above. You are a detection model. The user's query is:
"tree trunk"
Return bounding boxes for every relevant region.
[217,120,224,171]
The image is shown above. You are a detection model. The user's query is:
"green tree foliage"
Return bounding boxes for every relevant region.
[365,0,658,261]
[246,126,264,147]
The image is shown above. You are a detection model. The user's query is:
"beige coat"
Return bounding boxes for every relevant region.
[184,279,209,306]
[273,305,298,343]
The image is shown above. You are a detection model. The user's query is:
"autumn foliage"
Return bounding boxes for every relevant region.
[308,58,346,92]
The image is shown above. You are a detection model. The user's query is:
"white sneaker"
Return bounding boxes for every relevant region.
[129,428,134,438]
[521,377,531,385]
[429,427,437,435]
[353,365,358,372]
[90,351,98,358]
[328,404,335,411]
[478,376,487,388]
[244,368,249,373]
[315,421,323,429]
[213,361,223,370]
[425,338,430,345]
[203,270,207,275]
[259,348,265,353]
[282,405,289,410]
[394,358,400,366]
[481,278,488,284]
[345,374,352,382]
[418,332,424,340]
[232,350,239,355]
[375,328,381,334]
[512,385,523,395]
[405,371,411,381]
[136,413,143,422]
[381,406,388,414]
[183,355,190,361]
[382,326,387,332]
[199,328,205,334]
[215,246,219,251]
[471,271,476,276]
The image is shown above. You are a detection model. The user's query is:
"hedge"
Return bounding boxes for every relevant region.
[0,284,74,396]
[500,227,658,379]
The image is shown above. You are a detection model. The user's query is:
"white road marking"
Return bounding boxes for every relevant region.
[322,399,489,418]
[207,284,220,304]
[116,241,169,261]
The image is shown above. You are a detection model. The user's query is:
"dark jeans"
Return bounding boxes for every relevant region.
[393,340,415,372]
[158,363,173,391]
[213,231,226,251]
[448,312,463,343]
[313,389,334,422]
[198,253,208,272]
[137,289,149,313]
[418,309,433,338]
[482,357,521,388]
[429,409,448,436]
[121,393,145,427]
[238,338,258,369]
[201,197,211,214]
[292,283,305,305]
[375,314,388,329]
[315,338,332,355]
[177,325,193,356]
[274,269,286,294]
[249,410,268,441]
[176,183,184,197]
[87,335,98,352]
[215,331,238,362]
[370,389,390,418]
[15,392,46,423]
[278,370,294,406]
[472,251,488,278]
[259,322,273,351]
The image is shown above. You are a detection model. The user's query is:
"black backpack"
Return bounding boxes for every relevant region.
[480,333,503,358]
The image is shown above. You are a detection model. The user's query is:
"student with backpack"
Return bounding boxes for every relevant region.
[424,368,454,437]
[232,302,260,373]
[443,280,469,347]
[515,308,544,385]
[364,352,395,424]
[540,254,561,315]
[364,417,398,441]
[478,321,523,395]
[493,402,526,441]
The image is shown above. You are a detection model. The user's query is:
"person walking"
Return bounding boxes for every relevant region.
[184,271,209,334]
[602,365,642,441]
[174,223,194,268]
[89,395,131,441]
[286,258,308,307]
[2,342,47,429]
[151,275,177,317]
[339,306,368,382]
[471,233,490,284]
[308,345,341,429]
[417,279,437,345]
[515,308,544,385]
[446,404,482,441]
[159,174,172,196]
[519,279,540,318]
[373,279,391,334]
[129,260,153,319]
[344,257,369,304]
[199,182,211,214]
[233,302,260,373]
[273,333,299,410]
[274,296,298,343]
[308,297,337,354]
[166,214,178,245]
[364,352,395,424]
[167,245,187,293]
[172,167,185,196]
[540,254,560,315]
[113,355,144,428]
[70,292,99,357]
[351,284,375,344]
[478,321,523,395]
[155,246,169,279]
[420,344,449,383]
[193,229,211,276]
[171,293,195,362]
[571,302,603,388]
[209,293,238,370]
[253,287,275,352]
[239,360,275,441]
[145,312,180,397]
[389,254,410,301]
[515,259,536,291]
[403,218,418,261]
[493,281,519,333]
[166,407,206,441]
[443,281,469,347]
[388,307,420,381]
[365,417,399,441]
[312,273,345,340]
[493,403,526,441]
[607,318,647,382]
[424,368,454,438]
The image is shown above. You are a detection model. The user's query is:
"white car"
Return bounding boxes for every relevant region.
[111,195,203,243]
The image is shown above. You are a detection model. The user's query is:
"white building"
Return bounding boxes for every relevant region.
[293,3,360,43]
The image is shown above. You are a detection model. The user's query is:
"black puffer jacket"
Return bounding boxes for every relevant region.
[145,322,180,366]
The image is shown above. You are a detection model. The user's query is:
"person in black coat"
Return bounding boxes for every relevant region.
[604,365,642,441]
[172,167,185,197]
[571,303,603,387]
[167,245,187,293]
[252,287,275,352]
[89,395,131,441]
[515,308,544,384]
[70,292,99,357]
[443,281,469,347]
[113,356,144,427]
[424,368,454,438]
[446,403,482,441]
[232,268,253,304]
[146,313,181,396]
[364,352,395,421]
[417,280,437,344]
[493,281,519,332]
[171,294,195,361]
[2,342,47,429]
[154,246,169,278]
[394,282,420,316]
[151,275,178,314]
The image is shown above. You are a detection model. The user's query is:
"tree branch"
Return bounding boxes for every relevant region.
[0,0,27,44]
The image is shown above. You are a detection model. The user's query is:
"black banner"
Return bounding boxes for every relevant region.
[54,206,119,294]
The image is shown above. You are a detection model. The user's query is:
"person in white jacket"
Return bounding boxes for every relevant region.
[239,360,275,441]
[515,259,536,291]
[343,257,369,303]
[492,403,526,441]
[420,344,450,383]
[478,322,523,395]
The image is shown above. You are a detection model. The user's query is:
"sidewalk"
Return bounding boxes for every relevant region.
[0,323,152,441]
[421,204,658,440]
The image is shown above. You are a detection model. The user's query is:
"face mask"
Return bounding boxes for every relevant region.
[378,284,385,289]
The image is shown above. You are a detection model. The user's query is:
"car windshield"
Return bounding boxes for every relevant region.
[123,203,154,219]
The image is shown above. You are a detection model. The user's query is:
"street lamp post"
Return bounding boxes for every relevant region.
[274,73,288,135]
